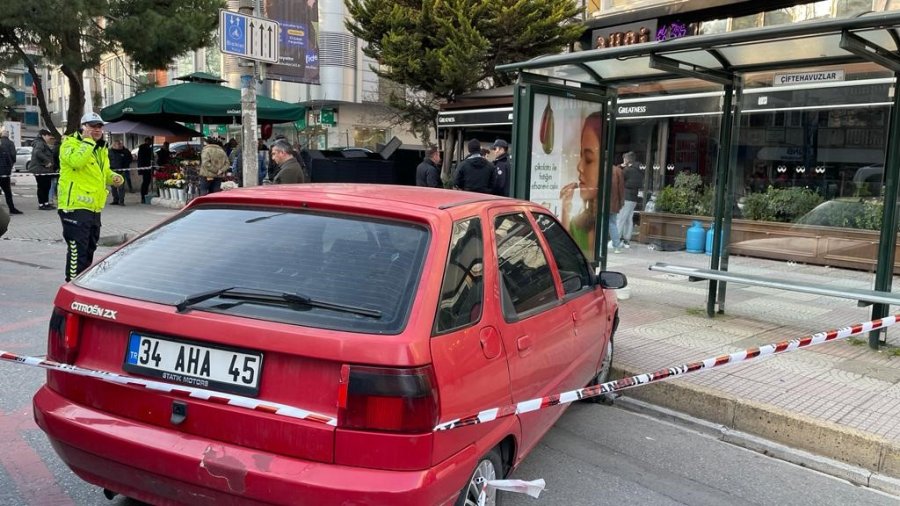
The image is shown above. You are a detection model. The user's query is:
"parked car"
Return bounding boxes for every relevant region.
[33,184,625,506]
[129,142,202,162]
[169,141,202,156]
[13,146,32,172]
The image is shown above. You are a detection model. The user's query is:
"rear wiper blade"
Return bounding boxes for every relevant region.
[175,286,236,313]
[175,286,382,318]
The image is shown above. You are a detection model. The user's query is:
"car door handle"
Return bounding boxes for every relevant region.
[516,335,532,352]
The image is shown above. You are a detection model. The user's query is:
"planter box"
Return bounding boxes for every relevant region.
[639,212,893,272]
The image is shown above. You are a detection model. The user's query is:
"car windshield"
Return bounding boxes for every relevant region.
[76,206,430,334]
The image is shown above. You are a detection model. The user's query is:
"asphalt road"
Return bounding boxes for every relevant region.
[1,239,895,506]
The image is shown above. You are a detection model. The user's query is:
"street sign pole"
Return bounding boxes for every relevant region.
[241,70,258,187]
[221,4,280,187]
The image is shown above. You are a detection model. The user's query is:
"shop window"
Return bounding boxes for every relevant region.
[698,19,728,35]
[763,9,794,26]
[352,127,386,151]
[731,14,761,31]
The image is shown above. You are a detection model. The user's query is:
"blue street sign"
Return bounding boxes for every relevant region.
[223,12,246,55]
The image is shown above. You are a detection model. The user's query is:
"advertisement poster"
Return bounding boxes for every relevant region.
[265,0,320,84]
[529,94,603,258]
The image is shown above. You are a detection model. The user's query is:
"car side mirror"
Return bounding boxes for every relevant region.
[598,271,628,289]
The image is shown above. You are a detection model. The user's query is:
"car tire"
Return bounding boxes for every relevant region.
[455,448,503,506]
[582,334,614,404]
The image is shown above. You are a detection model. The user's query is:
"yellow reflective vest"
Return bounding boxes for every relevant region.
[58,133,116,212]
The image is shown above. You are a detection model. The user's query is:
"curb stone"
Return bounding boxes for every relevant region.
[611,366,900,481]
[616,396,900,496]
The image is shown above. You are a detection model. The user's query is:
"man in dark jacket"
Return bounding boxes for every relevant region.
[108,140,133,205]
[490,139,510,196]
[271,141,308,184]
[453,138,496,194]
[30,129,57,210]
[415,146,442,188]
[617,151,642,248]
[0,129,20,214]
[137,137,154,203]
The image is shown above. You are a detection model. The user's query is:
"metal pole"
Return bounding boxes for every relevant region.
[869,71,900,348]
[239,1,258,187]
[715,78,743,313]
[706,80,737,317]
[241,72,259,187]
[598,93,618,270]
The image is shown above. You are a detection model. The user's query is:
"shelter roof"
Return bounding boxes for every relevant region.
[497,12,900,87]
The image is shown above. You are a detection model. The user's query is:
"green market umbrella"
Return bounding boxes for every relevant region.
[100,73,304,124]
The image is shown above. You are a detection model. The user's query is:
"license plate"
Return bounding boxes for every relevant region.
[124,332,263,397]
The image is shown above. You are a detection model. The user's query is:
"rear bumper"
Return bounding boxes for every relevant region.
[33,386,473,506]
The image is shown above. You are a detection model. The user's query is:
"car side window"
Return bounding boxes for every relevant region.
[534,213,592,295]
[494,213,558,319]
[435,218,484,334]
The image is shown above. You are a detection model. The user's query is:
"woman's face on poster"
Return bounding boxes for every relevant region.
[577,122,601,201]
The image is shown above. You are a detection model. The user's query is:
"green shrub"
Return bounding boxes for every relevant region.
[655,172,712,216]
[741,186,823,223]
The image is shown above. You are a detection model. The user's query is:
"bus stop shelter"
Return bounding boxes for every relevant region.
[497,11,900,348]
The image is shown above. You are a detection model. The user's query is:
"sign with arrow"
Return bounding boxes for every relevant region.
[219,9,280,64]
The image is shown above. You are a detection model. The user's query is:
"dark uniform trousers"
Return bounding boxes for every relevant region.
[59,209,102,281]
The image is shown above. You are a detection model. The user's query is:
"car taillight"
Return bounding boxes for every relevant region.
[48,308,81,364]
[337,364,439,433]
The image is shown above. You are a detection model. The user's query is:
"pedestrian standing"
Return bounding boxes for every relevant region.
[199,138,230,195]
[229,145,243,187]
[608,162,625,254]
[617,151,642,248]
[57,112,124,282]
[108,140,133,205]
[490,139,510,196]
[415,146,442,188]
[30,129,57,210]
[257,139,269,184]
[156,141,171,166]
[271,141,308,184]
[452,139,496,194]
[0,129,21,214]
[137,137,154,203]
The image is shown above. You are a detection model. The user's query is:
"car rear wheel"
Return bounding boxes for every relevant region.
[456,448,503,506]
[582,335,614,404]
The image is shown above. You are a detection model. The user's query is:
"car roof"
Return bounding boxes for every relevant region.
[191,184,517,219]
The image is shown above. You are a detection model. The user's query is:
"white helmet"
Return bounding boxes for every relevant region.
[80,111,105,125]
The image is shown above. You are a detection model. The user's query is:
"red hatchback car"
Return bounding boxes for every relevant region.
[33,184,625,505]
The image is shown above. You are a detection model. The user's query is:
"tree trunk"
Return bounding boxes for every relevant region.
[16,51,58,140]
[60,64,85,135]
[442,128,456,183]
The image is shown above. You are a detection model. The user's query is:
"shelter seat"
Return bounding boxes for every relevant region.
[648,262,900,307]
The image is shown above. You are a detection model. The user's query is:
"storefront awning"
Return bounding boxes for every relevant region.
[437,107,514,128]
[497,12,900,87]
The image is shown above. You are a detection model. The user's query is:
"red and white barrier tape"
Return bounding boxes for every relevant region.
[0,350,336,426]
[1,166,158,178]
[478,478,545,505]
[433,314,897,431]
[0,314,895,433]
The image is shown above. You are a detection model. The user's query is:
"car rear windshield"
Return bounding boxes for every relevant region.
[76,206,429,334]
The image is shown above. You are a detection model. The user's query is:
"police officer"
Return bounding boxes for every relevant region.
[58,112,124,281]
